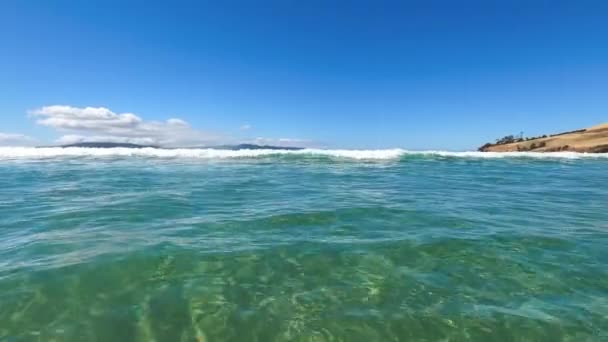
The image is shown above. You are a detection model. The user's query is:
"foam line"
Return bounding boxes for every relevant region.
[0,147,606,160]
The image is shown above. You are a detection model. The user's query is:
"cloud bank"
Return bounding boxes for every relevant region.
[21,105,313,148]
[0,133,36,146]
[32,105,220,147]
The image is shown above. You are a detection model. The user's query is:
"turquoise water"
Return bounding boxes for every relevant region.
[0,148,607,341]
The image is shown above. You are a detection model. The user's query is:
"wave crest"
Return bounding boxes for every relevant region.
[0,147,606,160]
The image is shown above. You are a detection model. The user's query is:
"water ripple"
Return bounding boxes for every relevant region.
[0,156,607,340]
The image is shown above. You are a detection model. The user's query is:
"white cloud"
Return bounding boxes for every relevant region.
[0,132,36,146]
[32,105,220,147]
[55,134,159,146]
[167,118,189,127]
[33,105,142,130]
[28,105,315,148]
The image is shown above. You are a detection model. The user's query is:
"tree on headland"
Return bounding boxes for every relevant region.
[495,135,517,145]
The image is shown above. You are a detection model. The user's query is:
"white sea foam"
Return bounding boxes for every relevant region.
[0,147,606,160]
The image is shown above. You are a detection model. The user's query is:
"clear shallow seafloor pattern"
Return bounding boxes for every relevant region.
[0,149,607,341]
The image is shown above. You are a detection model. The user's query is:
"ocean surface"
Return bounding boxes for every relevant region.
[0,147,607,341]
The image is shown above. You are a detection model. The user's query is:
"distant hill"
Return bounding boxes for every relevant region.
[479,123,608,153]
[61,142,304,150]
[208,144,304,151]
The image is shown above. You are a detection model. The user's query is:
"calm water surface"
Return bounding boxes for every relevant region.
[0,149,607,341]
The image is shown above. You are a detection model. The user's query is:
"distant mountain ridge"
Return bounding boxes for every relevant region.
[208,144,303,151]
[60,142,304,150]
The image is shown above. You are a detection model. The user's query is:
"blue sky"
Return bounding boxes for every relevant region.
[1,1,607,149]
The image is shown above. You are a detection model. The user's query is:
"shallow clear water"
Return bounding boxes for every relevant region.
[0,149,607,341]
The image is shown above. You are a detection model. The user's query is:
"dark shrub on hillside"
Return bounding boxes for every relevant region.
[495,135,516,145]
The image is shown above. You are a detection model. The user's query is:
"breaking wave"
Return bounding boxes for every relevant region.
[0,147,606,160]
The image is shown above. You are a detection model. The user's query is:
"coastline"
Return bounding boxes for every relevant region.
[479,123,608,153]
